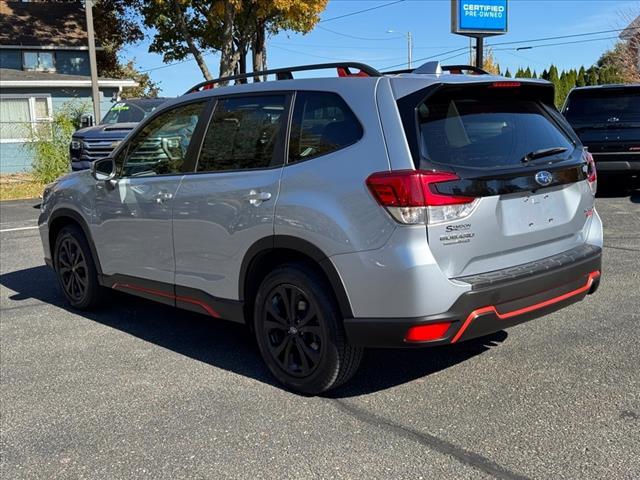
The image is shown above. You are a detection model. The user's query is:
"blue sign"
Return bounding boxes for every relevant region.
[452,0,508,35]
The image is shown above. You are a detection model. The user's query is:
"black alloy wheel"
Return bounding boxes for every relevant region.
[254,263,363,395]
[262,284,324,378]
[56,236,88,303]
[54,225,102,309]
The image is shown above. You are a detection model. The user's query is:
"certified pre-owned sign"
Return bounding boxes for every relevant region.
[451,0,508,36]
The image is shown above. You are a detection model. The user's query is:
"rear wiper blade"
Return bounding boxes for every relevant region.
[520,147,568,164]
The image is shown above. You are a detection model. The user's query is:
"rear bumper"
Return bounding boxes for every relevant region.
[344,244,601,348]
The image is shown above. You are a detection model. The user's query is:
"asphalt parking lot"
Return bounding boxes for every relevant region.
[1,191,639,480]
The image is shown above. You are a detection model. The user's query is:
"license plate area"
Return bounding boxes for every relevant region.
[498,188,571,235]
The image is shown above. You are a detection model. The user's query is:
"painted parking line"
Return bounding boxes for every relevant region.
[0,226,39,233]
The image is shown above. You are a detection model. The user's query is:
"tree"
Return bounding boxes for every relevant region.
[576,66,587,87]
[597,40,638,83]
[504,68,512,78]
[482,48,500,75]
[108,60,162,98]
[139,0,328,83]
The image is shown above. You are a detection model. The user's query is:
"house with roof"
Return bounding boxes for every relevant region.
[0,1,136,173]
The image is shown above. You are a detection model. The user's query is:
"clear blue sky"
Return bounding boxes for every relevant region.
[120,0,639,96]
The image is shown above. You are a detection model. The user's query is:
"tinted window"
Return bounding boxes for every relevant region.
[417,93,572,169]
[288,91,363,163]
[119,102,205,177]
[564,88,640,124]
[102,100,165,124]
[197,95,286,172]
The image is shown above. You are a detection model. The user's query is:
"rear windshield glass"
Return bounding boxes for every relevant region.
[416,93,573,170]
[564,88,640,125]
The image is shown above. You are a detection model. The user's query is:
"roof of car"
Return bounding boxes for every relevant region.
[569,84,640,92]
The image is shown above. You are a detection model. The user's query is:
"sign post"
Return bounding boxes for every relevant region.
[451,0,508,69]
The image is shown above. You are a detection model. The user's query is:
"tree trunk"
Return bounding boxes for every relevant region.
[171,1,212,81]
[219,2,240,85]
[251,22,266,82]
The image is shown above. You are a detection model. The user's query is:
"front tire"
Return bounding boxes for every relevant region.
[53,225,102,310]
[254,263,363,395]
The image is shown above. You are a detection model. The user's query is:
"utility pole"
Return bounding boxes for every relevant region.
[475,37,484,69]
[85,0,100,122]
[407,31,413,69]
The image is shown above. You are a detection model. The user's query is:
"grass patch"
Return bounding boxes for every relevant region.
[0,174,45,201]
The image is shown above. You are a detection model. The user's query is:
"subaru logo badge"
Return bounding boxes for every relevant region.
[535,171,553,187]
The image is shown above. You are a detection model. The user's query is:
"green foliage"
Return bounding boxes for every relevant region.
[102,60,161,98]
[27,103,91,184]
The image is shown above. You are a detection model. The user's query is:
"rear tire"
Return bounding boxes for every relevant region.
[254,263,363,395]
[53,225,102,310]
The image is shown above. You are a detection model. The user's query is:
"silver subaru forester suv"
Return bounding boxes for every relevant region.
[39,62,603,394]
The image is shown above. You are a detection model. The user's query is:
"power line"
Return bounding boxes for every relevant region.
[317,25,404,41]
[381,46,469,70]
[486,27,639,48]
[320,0,406,23]
[493,35,622,52]
[272,44,406,63]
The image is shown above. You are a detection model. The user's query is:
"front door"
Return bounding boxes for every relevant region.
[92,101,208,288]
[172,94,290,308]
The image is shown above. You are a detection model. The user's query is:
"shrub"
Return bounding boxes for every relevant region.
[27,102,91,184]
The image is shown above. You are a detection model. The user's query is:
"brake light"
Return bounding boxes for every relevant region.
[584,150,597,195]
[490,82,521,88]
[366,170,478,225]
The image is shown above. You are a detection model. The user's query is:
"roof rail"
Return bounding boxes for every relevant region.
[382,64,489,76]
[184,62,382,94]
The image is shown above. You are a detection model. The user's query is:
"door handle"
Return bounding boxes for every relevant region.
[247,190,272,206]
[154,191,174,204]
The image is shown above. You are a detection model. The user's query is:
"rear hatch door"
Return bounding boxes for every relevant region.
[397,80,594,278]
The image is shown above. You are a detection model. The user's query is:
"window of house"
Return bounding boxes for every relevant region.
[23,51,55,71]
[197,95,286,173]
[288,91,363,163]
[0,96,52,143]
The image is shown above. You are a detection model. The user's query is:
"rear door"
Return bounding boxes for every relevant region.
[398,82,596,277]
[172,93,290,305]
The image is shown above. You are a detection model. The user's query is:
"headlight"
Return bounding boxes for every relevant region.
[70,139,82,150]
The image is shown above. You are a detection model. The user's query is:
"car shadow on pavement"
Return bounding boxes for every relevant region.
[1,265,506,397]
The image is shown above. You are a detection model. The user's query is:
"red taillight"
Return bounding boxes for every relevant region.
[405,322,452,342]
[366,170,473,207]
[583,150,597,195]
[489,81,521,88]
[366,170,477,225]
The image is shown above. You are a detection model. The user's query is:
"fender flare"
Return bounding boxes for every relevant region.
[48,208,103,276]
[239,235,354,319]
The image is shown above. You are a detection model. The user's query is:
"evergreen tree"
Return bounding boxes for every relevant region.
[524,67,532,78]
[576,66,587,87]
[541,69,549,80]
[504,68,512,78]
[586,67,599,86]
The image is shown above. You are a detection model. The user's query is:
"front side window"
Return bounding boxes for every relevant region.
[288,91,363,163]
[119,102,205,177]
[23,51,55,71]
[197,95,286,173]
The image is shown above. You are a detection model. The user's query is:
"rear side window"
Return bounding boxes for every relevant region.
[415,90,573,170]
[197,95,286,172]
[288,91,363,163]
[564,88,640,124]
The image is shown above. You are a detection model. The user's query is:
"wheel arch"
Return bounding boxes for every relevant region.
[48,208,103,276]
[239,236,354,324]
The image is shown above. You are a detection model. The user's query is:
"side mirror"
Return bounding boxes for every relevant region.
[90,157,116,182]
[80,114,94,129]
